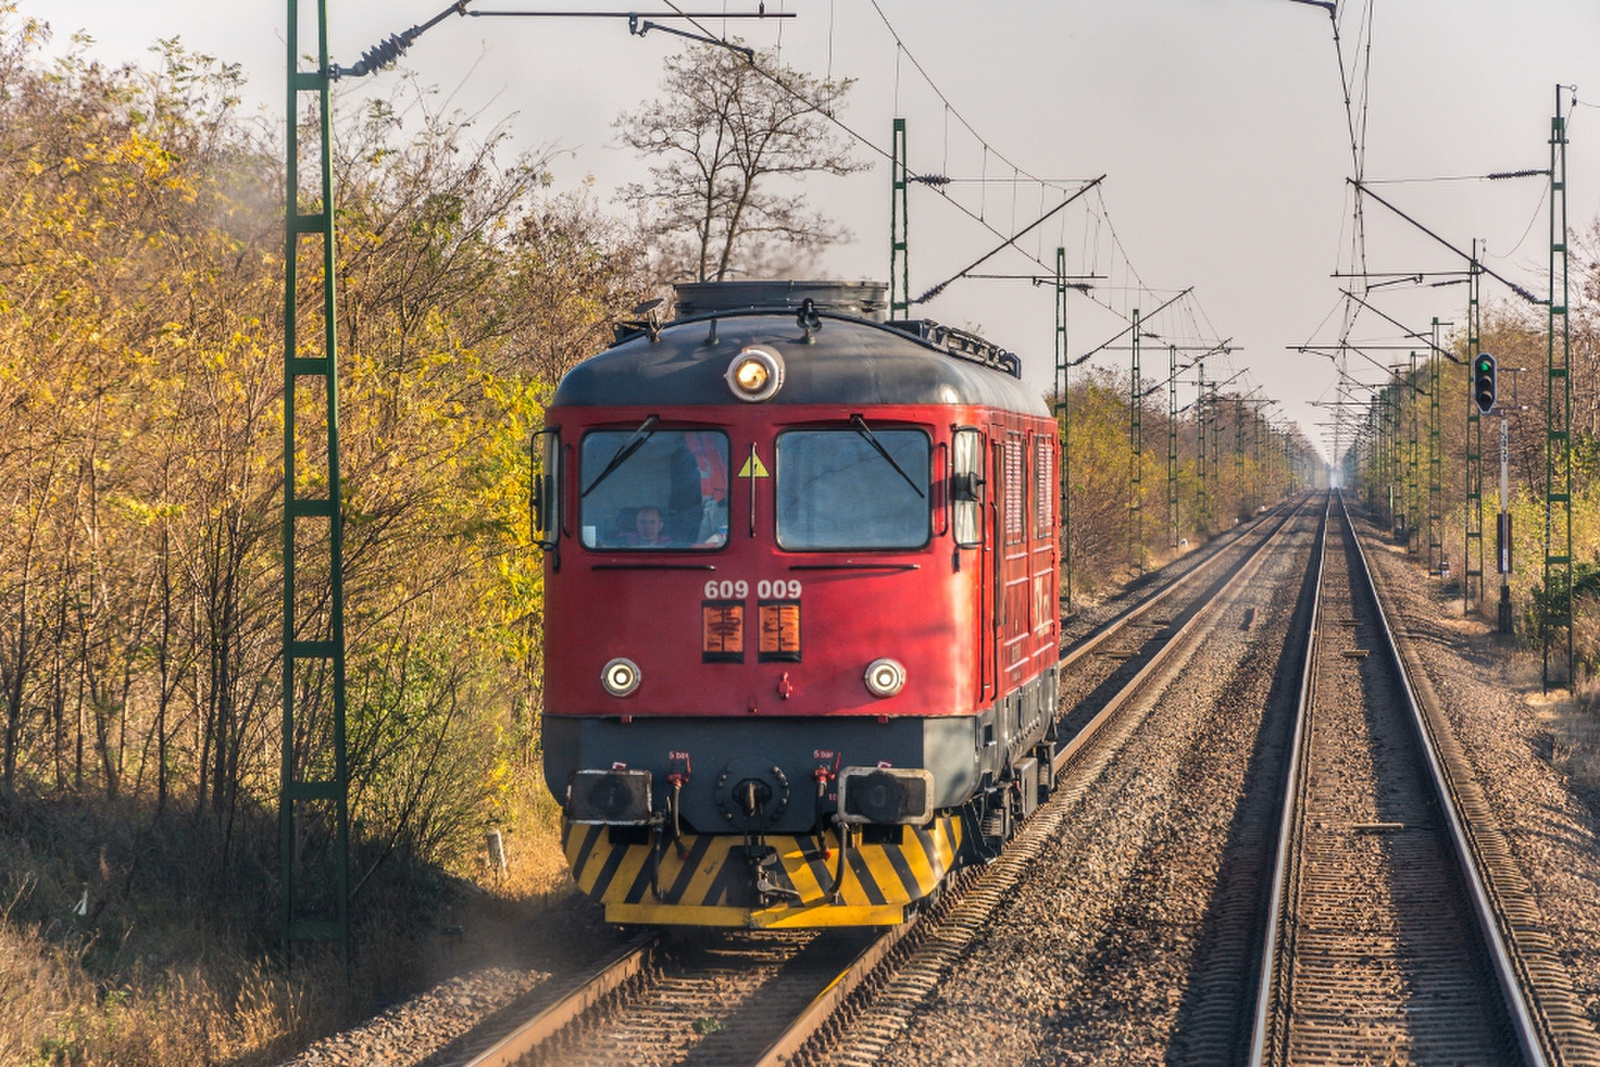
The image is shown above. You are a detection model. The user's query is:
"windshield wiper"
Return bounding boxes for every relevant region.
[581,415,658,498]
[849,415,926,499]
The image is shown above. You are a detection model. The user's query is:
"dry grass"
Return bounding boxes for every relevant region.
[479,775,570,905]
[0,775,571,1067]
[0,804,366,1067]
[0,912,349,1066]
[1545,706,1600,792]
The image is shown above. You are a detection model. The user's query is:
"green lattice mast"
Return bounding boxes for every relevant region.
[889,118,909,321]
[1129,310,1144,570]
[281,0,350,963]
[1545,88,1573,689]
[1428,319,1443,573]
[1055,248,1072,607]
[1167,344,1179,549]
[1465,245,1484,614]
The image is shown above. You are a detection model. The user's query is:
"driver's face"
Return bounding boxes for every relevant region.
[638,511,662,539]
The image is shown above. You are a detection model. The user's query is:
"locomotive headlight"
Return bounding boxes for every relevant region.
[726,346,785,402]
[864,657,907,698]
[601,657,641,697]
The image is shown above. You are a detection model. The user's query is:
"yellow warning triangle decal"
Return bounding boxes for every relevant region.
[738,451,770,478]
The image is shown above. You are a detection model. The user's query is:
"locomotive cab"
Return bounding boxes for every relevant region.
[538,281,1060,927]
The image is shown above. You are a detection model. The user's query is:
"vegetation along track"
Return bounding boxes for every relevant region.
[1248,492,1600,1066]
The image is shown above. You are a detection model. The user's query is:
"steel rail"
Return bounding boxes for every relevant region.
[1052,496,1314,781]
[462,933,656,1067]
[751,496,1313,1065]
[1338,491,1548,1067]
[751,921,915,1066]
[1247,491,1547,1067]
[816,478,1318,1067]
[1246,494,1330,1065]
[464,498,1313,1067]
[1059,493,1309,675]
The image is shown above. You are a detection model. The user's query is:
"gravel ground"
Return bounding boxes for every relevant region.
[280,967,550,1067]
[867,508,1319,1064]
[1276,509,1513,1063]
[278,498,1600,1066]
[277,889,627,1067]
[1058,508,1279,651]
[1356,511,1600,1038]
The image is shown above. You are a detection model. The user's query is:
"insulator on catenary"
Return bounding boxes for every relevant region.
[331,29,420,79]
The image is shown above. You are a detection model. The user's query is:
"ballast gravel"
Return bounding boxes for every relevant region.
[867,509,1600,1063]
[866,509,1318,1064]
[278,966,549,1067]
[282,504,1600,1064]
[1358,517,1600,1037]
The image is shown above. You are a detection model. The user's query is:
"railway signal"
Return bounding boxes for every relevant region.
[1473,353,1497,414]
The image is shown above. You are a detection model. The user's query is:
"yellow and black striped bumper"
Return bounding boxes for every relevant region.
[562,816,964,928]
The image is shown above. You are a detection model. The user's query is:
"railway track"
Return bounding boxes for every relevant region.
[1054,496,1308,732]
[418,490,1600,1066]
[1247,492,1590,1066]
[813,489,1323,1066]
[433,502,1314,1067]
[440,924,890,1066]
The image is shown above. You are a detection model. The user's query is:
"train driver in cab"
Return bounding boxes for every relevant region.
[623,506,670,547]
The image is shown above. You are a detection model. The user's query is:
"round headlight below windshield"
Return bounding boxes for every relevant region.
[602,657,641,698]
[726,346,785,402]
[735,359,769,392]
[864,658,907,699]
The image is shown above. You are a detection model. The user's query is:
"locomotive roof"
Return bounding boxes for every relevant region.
[551,312,1052,415]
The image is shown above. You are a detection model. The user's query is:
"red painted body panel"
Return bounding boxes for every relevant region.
[544,402,1059,722]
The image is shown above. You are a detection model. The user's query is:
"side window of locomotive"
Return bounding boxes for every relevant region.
[951,428,984,547]
[579,429,729,550]
[775,428,931,551]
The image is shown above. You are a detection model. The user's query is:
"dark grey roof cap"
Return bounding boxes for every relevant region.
[674,279,888,321]
[551,313,1050,414]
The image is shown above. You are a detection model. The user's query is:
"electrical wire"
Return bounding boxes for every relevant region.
[1490,183,1551,263]
[863,0,1072,193]
[649,0,1215,347]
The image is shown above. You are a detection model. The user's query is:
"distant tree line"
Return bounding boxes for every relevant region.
[1343,235,1600,682]
[1059,366,1321,595]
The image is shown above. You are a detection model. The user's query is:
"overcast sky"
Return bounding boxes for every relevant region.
[35,1,1600,459]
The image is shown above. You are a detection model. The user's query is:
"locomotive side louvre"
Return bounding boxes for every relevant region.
[538,288,1061,926]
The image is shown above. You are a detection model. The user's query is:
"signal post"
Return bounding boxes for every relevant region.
[1474,354,1513,635]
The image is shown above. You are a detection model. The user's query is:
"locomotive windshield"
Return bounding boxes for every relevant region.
[775,428,931,550]
[580,429,729,549]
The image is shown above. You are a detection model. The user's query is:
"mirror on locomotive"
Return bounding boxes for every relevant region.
[952,428,985,547]
[531,428,560,549]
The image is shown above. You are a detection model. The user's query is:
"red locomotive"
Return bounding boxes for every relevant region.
[535,280,1060,927]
